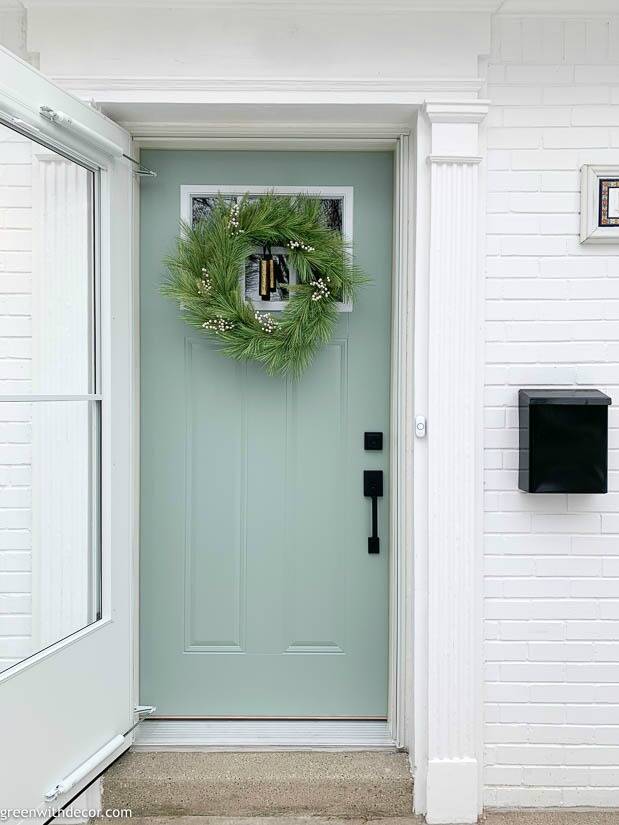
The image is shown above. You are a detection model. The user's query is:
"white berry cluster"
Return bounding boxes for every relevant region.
[196,267,212,295]
[202,317,234,334]
[289,240,315,253]
[227,202,245,235]
[310,276,331,302]
[254,311,278,334]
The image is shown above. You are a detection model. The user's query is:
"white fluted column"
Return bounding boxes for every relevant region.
[424,100,488,825]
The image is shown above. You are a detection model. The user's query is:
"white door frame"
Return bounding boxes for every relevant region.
[90,78,488,823]
[132,133,412,752]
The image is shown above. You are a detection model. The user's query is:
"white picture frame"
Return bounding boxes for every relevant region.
[180,184,354,311]
[580,164,619,244]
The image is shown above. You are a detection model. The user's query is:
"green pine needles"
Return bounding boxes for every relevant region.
[162,193,367,377]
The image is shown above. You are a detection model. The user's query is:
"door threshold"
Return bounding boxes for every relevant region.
[133,719,397,751]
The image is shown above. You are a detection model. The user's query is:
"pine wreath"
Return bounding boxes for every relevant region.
[162,193,366,377]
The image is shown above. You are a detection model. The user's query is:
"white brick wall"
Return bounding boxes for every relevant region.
[485,14,619,809]
[0,125,32,671]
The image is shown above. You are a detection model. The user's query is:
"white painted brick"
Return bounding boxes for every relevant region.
[494,491,567,512]
[504,108,572,128]
[564,20,587,64]
[540,171,580,192]
[506,65,574,84]
[489,787,564,807]
[486,764,524,785]
[486,256,540,277]
[485,556,536,576]
[499,237,567,257]
[0,166,31,186]
[0,614,30,635]
[0,208,32,230]
[485,512,532,532]
[564,788,619,806]
[487,192,510,213]
[487,213,540,235]
[487,128,541,149]
[0,571,30,592]
[498,621,566,641]
[491,86,543,106]
[572,105,619,126]
[511,149,579,171]
[0,551,30,572]
[486,600,592,621]
[539,214,580,235]
[500,662,567,682]
[543,127,609,149]
[0,188,30,208]
[601,513,619,533]
[585,20,611,61]
[523,765,589,786]
[510,192,580,213]
[488,171,540,192]
[486,641,529,661]
[567,621,619,640]
[539,256,608,276]
[0,636,31,657]
[589,766,619,784]
[545,85,611,105]
[0,229,31,252]
[501,578,572,598]
[535,556,602,576]
[496,17,523,63]
[486,534,569,555]
[576,65,619,84]
[0,144,31,164]
[487,149,511,171]
[0,593,29,614]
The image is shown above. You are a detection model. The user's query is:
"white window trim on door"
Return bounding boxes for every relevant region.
[179,184,354,311]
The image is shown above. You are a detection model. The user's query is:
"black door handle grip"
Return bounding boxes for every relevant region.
[364,470,383,554]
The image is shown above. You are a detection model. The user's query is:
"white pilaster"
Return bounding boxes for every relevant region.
[423,100,487,825]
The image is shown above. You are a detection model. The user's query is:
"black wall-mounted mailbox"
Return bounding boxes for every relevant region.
[519,389,612,494]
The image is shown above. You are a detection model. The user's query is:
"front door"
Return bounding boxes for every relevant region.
[140,150,393,717]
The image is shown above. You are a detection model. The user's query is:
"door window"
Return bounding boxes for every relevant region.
[0,120,100,674]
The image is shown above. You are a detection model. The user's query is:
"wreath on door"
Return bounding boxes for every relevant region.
[162,193,366,377]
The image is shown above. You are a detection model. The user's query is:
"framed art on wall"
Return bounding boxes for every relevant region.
[580,164,619,243]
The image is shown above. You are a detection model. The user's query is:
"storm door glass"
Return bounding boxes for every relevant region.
[0,120,100,674]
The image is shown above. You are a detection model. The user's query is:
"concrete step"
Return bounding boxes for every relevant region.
[101,751,413,818]
[101,816,619,825]
[110,819,421,825]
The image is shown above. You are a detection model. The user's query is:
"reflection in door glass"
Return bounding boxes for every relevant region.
[0,122,100,674]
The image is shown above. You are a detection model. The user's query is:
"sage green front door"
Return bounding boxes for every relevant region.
[140,150,393,717]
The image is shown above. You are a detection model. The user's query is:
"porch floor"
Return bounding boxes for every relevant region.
[102,751,413,818]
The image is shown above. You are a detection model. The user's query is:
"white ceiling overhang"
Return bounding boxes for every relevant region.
[19,0,618,11]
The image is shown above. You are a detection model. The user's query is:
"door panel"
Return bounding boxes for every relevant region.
[140,150,392,717]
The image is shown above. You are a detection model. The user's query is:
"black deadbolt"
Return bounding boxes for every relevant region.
[364,431,383,451]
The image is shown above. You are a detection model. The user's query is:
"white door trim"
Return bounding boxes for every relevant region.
[123,87,486,822]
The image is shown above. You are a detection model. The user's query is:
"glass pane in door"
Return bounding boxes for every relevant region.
[0,121,100,674]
